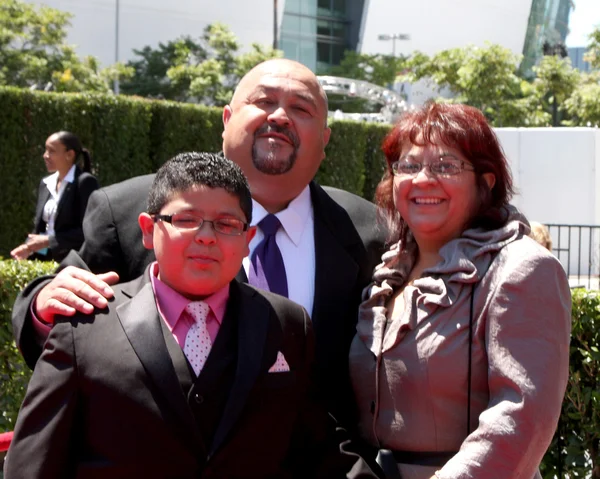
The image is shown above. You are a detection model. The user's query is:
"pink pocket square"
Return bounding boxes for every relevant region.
[268,351,290,373]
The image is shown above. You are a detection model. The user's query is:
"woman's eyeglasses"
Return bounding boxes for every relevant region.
[391,156,475,178]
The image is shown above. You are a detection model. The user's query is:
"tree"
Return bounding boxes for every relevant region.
[399,44,525,126]
[327,51,407,87]
[563,72,600,126]
[563,26,600,127]
[0,0,132,92]
[123,23,281,106]
[584,25,600,70]
[120,37,207,100]
[166,23,282,106]
[531,55,580,126]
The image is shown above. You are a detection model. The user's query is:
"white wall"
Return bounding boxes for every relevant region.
[359,0,533,106]
[495,127,600,225]
[28,0,533,69]
[25,0,276,67]
[495,127,600,277]
[359,0,533,57]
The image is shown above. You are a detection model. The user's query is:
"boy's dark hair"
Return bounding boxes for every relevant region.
[147,152,252,222]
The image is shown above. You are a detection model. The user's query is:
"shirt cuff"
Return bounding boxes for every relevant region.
[30,293,52,340]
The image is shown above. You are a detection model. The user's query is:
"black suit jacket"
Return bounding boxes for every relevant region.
[32,166,99,262]
[6,273,363,478]
[13,175,386,424]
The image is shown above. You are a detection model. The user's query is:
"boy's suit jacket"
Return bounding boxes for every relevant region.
[5,271,358,479]
[32,166,99,261]
[13,174,386,425]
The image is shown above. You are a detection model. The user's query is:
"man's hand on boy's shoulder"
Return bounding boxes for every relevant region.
[34,267,119,325]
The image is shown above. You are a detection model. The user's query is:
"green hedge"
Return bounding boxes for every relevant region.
[0,260,599,477]
[0,88,155,258]
[540,287,600,478]
[0,259,57,432]
[148,100,224,172]
[0,87,391,258]
[362,122,391,203]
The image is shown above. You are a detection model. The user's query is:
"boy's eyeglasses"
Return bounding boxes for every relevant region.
[153,213,249,236]
[391,156,475,178]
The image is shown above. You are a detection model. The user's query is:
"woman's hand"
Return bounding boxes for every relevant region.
[10,243,32,260]
[26,234,50,251]
[11,234,50,260]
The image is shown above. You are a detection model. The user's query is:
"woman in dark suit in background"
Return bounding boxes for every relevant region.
[11,131,99,262]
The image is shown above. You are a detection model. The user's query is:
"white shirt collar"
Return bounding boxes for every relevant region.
[42,164,77,193]
[251,184,312,247]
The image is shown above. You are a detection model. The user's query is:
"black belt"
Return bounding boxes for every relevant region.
[376,449,458,479]
[392,450,457,467]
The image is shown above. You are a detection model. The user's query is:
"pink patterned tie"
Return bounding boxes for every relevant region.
[183,301,212,376]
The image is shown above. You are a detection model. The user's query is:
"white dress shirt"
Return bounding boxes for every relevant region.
[242,185,315,317]
[41,164,76,237]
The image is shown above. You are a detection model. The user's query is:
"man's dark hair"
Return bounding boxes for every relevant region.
[147,152,252,222]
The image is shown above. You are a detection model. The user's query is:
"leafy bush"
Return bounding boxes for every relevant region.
[0,87,221,258]
[318,120,368,196]
[0,86,392,259]
[541,288,600,478]
[0,87,155,258]
[0,259,57,432]
[0,273,600,478]
[148,100,223,171]
[361,122,390,202]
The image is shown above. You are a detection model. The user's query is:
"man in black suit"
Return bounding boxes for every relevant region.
[5,153,360,478]
[12,59,386,427]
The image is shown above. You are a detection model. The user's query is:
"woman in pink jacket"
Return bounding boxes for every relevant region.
[350,102,571,479]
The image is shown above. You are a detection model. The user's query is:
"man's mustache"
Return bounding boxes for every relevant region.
[254,124,299,148]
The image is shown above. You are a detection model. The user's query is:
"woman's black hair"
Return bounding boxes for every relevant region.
[54,131,92,173]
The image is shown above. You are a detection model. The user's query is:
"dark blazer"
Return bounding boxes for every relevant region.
[5,272,363,478]
[32,166,99,262]
[12,174,386,424]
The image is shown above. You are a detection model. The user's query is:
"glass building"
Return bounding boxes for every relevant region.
[520,0,572,77]
[279,0,365,73]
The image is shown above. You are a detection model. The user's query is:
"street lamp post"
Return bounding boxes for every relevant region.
[378,33,410,56]
[273,0,278,50]
[114,0,120,94]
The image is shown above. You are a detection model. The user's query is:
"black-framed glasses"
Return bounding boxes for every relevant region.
[153,213,248,236]
[391,156,475,178]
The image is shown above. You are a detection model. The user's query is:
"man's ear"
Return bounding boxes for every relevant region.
[323,126,331,148]
[138,213,155,250]
[223,105,233,127]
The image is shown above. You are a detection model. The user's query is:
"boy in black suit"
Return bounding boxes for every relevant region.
[5,152,365,479]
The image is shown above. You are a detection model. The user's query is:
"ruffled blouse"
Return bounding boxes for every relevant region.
[357,206,529,357]
[349,206,571,479]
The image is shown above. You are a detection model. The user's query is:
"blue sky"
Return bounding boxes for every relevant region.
[566,0,600,47]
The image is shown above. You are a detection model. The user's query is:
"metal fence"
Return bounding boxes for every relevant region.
[546,224,600,290]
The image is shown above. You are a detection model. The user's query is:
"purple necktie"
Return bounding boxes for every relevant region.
[249,214,288,297]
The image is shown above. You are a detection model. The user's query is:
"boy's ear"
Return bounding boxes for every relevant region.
[138,213,155,250]
[246,225,257,245]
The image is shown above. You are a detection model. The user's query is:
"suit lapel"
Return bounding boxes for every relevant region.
[209,282,270,456]
[35,186,51,230]
[235,267,248,283]
[116,278,203,453]
[310,183,360,329]
[53,182,73,227]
